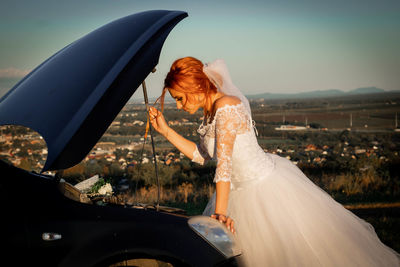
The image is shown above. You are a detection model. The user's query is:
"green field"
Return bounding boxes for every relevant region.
[252,92,400,131]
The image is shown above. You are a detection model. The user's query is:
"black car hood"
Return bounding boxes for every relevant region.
[0,10,187,172]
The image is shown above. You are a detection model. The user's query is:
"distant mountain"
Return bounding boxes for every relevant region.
[347,87,385,95]
[246,87,388,100]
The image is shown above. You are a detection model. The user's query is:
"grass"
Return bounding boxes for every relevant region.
[347,204,400,252]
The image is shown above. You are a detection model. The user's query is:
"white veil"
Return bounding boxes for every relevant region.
[203,59,252,119]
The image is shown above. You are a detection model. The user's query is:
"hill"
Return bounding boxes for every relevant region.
[246,87,390,100]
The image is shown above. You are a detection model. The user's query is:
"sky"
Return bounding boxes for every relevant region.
[1,0,400,99]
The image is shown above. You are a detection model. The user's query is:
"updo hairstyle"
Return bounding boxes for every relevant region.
[158,57,218,119]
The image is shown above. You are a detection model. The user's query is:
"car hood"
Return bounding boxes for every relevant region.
[0,10,187,172]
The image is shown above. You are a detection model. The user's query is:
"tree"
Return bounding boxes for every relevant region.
[85,160,102,177]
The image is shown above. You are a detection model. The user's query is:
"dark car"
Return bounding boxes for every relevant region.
[0,10,240,267]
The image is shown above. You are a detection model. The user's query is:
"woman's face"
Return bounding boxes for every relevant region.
[168,88,203,114]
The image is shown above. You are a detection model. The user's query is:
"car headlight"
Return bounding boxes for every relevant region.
[188,215,241,258]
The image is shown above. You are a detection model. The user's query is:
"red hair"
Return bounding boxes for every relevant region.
[158,57,217,119]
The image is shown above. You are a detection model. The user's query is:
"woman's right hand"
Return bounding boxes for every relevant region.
[149,107,169,137]
[211,214,235,234]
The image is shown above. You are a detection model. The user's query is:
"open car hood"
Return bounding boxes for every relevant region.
[0,10,187,172]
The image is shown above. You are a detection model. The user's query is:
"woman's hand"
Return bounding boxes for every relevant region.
[149,107,169,137]
[211,214,235,234]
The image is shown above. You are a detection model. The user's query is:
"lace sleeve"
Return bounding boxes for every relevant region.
[213,105,240,183]
[192,143,210,165]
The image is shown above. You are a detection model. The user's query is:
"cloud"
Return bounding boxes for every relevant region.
[0,67,31,78]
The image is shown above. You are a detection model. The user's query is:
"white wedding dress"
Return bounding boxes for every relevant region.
[192,101,400,267]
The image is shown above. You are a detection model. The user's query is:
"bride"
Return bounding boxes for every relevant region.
[149,57,400,266]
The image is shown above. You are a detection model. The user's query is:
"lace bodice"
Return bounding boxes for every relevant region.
[192,102,275,190]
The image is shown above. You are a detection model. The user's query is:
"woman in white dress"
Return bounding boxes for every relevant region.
[149,56,400,266]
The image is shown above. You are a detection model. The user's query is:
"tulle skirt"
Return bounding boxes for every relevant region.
[203,154,400,266]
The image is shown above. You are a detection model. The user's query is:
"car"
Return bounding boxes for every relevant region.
[0,10,241,267]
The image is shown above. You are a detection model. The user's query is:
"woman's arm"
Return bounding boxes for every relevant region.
[162,125,198,160]
[212,180,235,233]
[212,96,241,233]
[215,181,230,216]
[149,107,197,160]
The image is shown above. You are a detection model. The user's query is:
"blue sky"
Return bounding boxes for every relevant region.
[1,0,399,99]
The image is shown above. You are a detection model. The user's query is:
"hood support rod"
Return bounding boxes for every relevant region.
[142,79,160,211]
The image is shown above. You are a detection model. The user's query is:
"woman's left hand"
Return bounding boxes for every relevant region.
[211,214,235,234]
[149,107,169,137]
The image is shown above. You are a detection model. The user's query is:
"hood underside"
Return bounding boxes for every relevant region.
[0,10,187,172]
